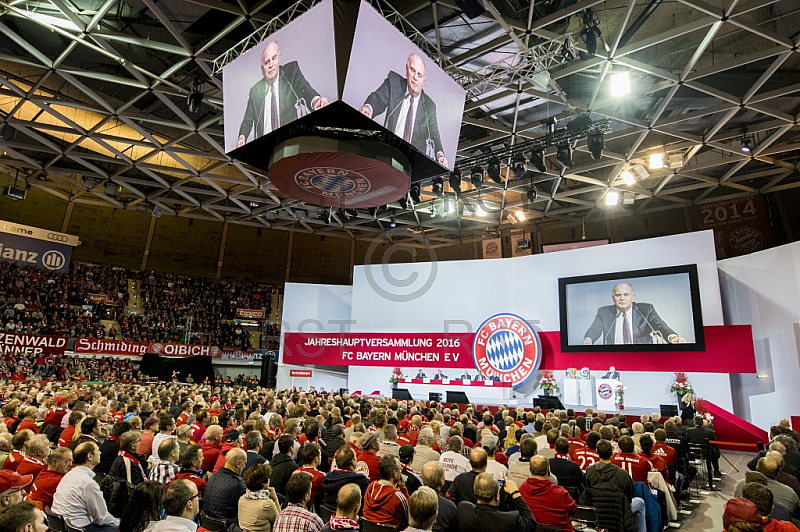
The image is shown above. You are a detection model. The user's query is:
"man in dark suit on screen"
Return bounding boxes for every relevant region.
[359,54,448,167]
[236,42,328,147]
[582,282,686,345]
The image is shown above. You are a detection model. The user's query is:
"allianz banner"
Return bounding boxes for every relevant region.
[0,222,78,274]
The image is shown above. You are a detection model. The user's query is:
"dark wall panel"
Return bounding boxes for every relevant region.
[93,209,150,269]
[68,203,116,264]
[0,175,68,231]
[289,233,351,285]
[222,224,290,283]
[147,217,222,278]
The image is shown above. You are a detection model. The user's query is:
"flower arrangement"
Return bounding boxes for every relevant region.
[389,367,404,385]
[615,384,627,409]
[540,370,558,393]
[669,371,694,395]
[694,397,715,429]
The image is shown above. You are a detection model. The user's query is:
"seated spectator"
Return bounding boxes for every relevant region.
[270,435,299,497]
[119,481,165,532]
[200,426,223,472]
[213,429,244,473]
[204,448,247,525]
[70,416,106,451]
[0,434,12,468]
[30,447,72,509]
[239,463,280,532]
[321,483,361,532]
[411,430,441,474]
[736,457,800,520]
[111,431,149,485]
[439,436,470,482]
[480,434,508,481]
[0,501,48,532]
[405,487,439,532]
[138,418,159,457]
[51,442,120,532]
[296,442,325,509]
[16,435,50,480]
[4,430,33,471]
[150,438,180,484]
[549,437,585,501]
[322,444,370,513]
[723,498,765,532]
[150,415,177,463]
[455,472,536,532]
[519,456,577,532]
[0,470,33,511]
[363,454,409,528]
[58,412,85,448]
[144,479,200,532]
[16,407,39,434]
[611,435,653,483]
[399,445,423,495]
[743,482,799,532]
[447,447,488,505]
[244,431,267,474]
[421,462,458,532]
[97,422,132,475]
[359,432,382,482]
[573,432,601,472]
[172,444,206,494]
[273,472,323,532]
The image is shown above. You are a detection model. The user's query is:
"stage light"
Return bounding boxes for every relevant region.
[186,79,204,115]
[559,41,575,62]
[649,153,665,170]
[610,71,630,97]
[398,195,408,210]
[526,187,538,203]
[511,155,526,178]
[515,210,526,222]
[741,137,752,153]
[620,170,635,186]
[409,184,421,204]
[606,190,619,206]
[104,182,119,196]
[580,10,602,57]
[486,157,502,184]
[529,149,547,173]
[345,209,358,221]
[470,166,484,189]
[555,142,573,169]
[390,217,396,228]
[82,176,97,190]
[449,169,462,197]
[587,132,604,160]
[320,208,332,224]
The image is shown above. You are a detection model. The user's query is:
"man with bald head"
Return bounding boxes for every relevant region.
[360,54,447,166]
[446,447,487,504]
[321,483,361,532]
[582,282,685,345]
[734,456,800,519]
[422,462,457,532]
[236,41,328,147]
[203,447,247,525]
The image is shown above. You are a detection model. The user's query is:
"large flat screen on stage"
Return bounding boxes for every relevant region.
[341,1,465,170]
[559,264,705,352]
[222,0,337,153]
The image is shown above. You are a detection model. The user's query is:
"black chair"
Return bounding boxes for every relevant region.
[687,442,708,489]
[573,506,604,530]
[199,511,230,532]
[44,507,67,532]
[65,521,87,532]
[361,518,398,532]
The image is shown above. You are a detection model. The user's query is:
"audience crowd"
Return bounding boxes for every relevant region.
[1,377,794,532]
[0,263,282,349]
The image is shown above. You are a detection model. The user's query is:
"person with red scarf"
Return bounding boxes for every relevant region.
[30,447,72,509]
[110,431,148,485]
[3,430,33,472]
[321,483,362,532]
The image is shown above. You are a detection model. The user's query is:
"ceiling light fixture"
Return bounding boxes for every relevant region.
[432,177,444,198]
[587,132,604,160]
[529,149,547,173]
[606,190,620,206]
[486,157,502,184]
[555,142,573,168]
[186,79,204,115]
[470,166,484,189]
[409,184,421,204]
[580,10,602,57]
[449,169,462,198]
[741,137,752,153]
[649,153,664,170]
[620,170,635,186]
[610,71,630,97]
[511,155,526,178]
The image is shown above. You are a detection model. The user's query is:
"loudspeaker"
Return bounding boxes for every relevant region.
[455,0,486,19]
[533,396,565,409]
[660,404,679,417]
[152,205,164,218]
[429,392,442,402]
[446,391,470,404]
[259,352,277,388]
[392,388,413,400]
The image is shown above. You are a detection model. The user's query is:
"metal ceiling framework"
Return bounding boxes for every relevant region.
[0,0,797,249]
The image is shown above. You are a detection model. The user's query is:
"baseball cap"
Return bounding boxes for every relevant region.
[399,444,415,462]
[143,417,158,430]
[0,470,34,493]
[176,425,192,437]
[361,432,381,450]
[225,429,242,443]
[723,498,762,526]
[55,397,68,405]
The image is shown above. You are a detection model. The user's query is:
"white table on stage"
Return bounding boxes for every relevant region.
[563,379,580,405]
[579,378,595,407]
[595,378,620,411]
[396,378,513,401]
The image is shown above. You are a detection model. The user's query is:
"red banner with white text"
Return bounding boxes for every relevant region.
[0,332,67,356]
[74,338,256,359]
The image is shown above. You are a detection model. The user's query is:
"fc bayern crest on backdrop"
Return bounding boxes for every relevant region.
[472,313,541,385]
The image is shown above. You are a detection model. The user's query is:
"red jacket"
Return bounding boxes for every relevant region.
[519,477,577,532]
[17,419,39,434]
[201,442,221,472]
[16,456,46,482]
[212,443,239,473]
[363,481,409,528]
[2,449,25,471]
[30,469,64,508]
[172,470,207,494]
[58,426,77,447]
[358,450,381,482]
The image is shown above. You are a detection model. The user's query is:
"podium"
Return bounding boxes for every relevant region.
[563,379,579,405]
[579,378,595,407]
[596,379,620,411]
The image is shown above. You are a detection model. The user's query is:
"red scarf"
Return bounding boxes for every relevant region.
[107,435,120,442]
[118,450,148,480]
[328,516,360,530]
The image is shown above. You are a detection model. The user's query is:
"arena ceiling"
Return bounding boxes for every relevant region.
[0,0,798,248]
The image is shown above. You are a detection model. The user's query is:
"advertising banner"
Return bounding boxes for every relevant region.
[74,338,149,356]
[219,349,272,361]
[235,308,267,319]
[0,230,74,273]
[87,294,121,306]
[0,332,67,356]
[289,369,313,377]
[74,338,271,360]
[482,238,502,259]
[691,195,773,258]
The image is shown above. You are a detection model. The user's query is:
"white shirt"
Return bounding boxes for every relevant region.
[439,451,470,482]
[52,466,118,528]
[393,94,420,139]
[151,434,177,462]
[485,459,508,482]
[614,309,634,344]
[145,516,198,532]
[263,75,281,134]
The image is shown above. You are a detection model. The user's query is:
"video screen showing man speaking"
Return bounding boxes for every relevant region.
[560,265,704,351]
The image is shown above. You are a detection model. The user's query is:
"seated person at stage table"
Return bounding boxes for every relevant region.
[435,370,447,380]
[602,366,621,380]
[582,282,686,345]
[415,370,427,379]
[460,371,472,380]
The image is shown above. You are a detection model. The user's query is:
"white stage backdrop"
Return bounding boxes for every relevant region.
[280,231,741,411]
